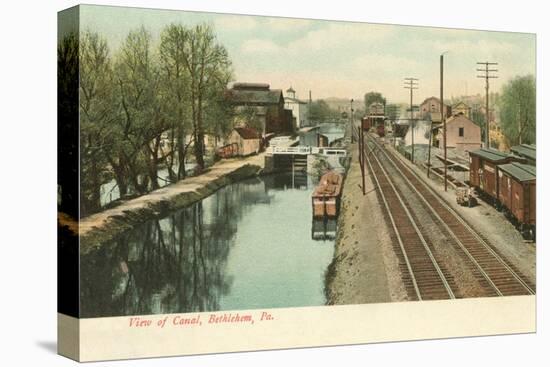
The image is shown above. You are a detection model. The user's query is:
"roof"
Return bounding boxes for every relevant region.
[299,126,320,133]
[233,127,261,140]
[498,162,536,182]
[286,86,295,93]
[453,101,470,108]
[510,144,536,161]
[469,148,513,162]
[227,88,283,105]
[445,114,479,128]
[233,82,270,90]
[284,96,307,104]
[421,96,442,105]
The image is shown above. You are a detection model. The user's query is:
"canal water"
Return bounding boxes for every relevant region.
[81,172,335,318]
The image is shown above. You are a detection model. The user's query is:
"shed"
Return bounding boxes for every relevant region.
[299,126,320,147]
[228,127,262,156]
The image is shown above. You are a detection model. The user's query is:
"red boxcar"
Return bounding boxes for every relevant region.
[376,124,385,137]
[468,148,524,201]
[497,162,536,239]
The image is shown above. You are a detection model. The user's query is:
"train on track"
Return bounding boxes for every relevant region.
[362,102,386,137]
[365,134,535,299]
[468,145,536,240]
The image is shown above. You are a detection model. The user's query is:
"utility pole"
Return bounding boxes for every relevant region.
[404,77,419,163]
[476,62,498,148]
[308,90,312,127]
[349,98,354,143]
[441,54,447,191]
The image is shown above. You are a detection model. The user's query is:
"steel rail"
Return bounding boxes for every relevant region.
[363,136,455,300]
[369,135,534,296]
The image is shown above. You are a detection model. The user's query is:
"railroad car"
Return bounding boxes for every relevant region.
[361,116,372,131]
[368,102,385,115]
[510,144,536,166]
[497,162,536,239]
[468,148,524,203]
[376,124,385,137]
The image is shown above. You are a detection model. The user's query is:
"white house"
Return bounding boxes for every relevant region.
[284,86,309,129]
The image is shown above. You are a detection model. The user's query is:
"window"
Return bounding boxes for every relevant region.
[459,127,464,137]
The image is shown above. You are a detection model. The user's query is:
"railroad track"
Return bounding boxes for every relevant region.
[365,134,535,297]
[361,130,456,300]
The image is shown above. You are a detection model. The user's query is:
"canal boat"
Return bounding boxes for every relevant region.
[312,171,343,218]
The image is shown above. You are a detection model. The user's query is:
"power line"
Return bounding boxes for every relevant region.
[476,62,498,148]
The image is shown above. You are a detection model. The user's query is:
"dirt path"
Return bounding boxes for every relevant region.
[78,154,265,253]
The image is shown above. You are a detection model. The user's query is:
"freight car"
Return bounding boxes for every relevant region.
[468,148,524,204]
[368,102,385,115]
[376,124,385,137]
[497,162,536,239]
[510,144,536,166]
[361,116,372,131]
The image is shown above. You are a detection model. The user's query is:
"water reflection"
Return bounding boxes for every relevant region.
[80,173,335,318]
[311,219,338,241]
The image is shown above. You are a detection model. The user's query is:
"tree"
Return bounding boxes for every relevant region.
[79,31,114,214]
[309,100,339,123]
[179,24,232,170]
[364,91,386,112]
[499,75,535,145]
[159,24,193,180]
[114,27,165,193]
[385,103,401,121]
[58,32,80,217]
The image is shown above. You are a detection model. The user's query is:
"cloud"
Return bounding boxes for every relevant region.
[352,53,422,75]
[241,39,282,54]
[287,23,395,52]
[214,15,258,31]
[263,18,313,32]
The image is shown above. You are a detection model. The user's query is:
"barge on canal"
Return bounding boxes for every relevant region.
[312,171,343,218]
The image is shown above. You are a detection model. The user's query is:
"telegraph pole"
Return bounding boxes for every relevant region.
[441,54,447,191]
[404,77,419,163]
[476,62,498,148]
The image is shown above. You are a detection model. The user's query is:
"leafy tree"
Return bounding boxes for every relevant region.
[385,103,401,120]
[79,31,114,214]
[499,75,536,145]
[58,32,80,217]
[178,24,232,170]
[364,91,386,111]
[309,100,339,123]
[114,27,166,193]
[159,24,193,180]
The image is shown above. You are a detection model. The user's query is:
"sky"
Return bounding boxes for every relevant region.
[75,4,536,104]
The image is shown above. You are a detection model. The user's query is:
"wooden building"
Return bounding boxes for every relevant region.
[227,127,262,156]
[226,82,294,135]
[437,113,482,152]
[419,96,451,123]
[452,101,471,119]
